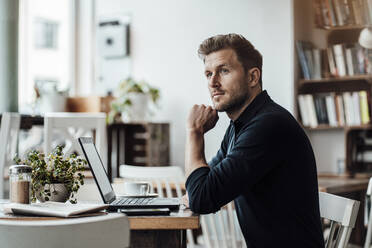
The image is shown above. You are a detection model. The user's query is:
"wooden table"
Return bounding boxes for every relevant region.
[0,202,199,248]
[318,176,369,245]
[129,208,198,248]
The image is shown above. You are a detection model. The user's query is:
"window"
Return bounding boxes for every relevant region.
[34,18,59,49]
[19,0,74,113]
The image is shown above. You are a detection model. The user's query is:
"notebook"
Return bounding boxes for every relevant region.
[78,137,180,211]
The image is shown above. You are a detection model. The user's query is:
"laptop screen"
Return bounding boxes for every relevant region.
[78,137,115,203]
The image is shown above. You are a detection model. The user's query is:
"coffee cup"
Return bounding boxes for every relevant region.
[123,182,151,196]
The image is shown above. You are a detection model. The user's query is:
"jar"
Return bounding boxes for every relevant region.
[9,165,32,204]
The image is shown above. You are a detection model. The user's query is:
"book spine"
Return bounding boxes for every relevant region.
[304,49,314,79]
[296,41,311,80]
[314,0,325,27]
[327,47,338,76]
[320,95,330,124]
[298,95,310,126]
[327,0,338,25]
[326,93,338,126]
[359,90,370,124]
[321,0,332,26]
[367,0,372,24]
[346,0,357,24]
[351,0,363,24]
[312,49,322,79]
[333,0,345,25]
[333,44,347,77]
[345,47,354,76]
[335,94,345,126]
[305,94,319,127]
[352,91,361,125]
[343,92,353,125]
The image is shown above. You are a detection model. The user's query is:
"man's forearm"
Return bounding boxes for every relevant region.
[185,130,209,177]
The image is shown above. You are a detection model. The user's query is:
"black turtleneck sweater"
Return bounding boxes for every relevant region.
[185,90,324,248]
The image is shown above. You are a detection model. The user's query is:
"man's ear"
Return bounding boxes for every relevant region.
[248,67,260,87]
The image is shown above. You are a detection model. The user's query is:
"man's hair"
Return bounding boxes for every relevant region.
[198,33,263,87]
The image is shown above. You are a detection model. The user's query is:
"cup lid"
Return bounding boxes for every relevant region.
[9,165,32,174]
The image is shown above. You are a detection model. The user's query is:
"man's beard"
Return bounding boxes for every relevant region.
[214,91,250,113]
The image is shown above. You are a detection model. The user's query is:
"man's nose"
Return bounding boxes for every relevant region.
[209,74,220,88]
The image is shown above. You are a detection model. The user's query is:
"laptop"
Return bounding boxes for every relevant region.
[78,137,180,211]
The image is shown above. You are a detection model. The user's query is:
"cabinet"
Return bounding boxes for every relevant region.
[107,122,170,181]
[294,0,372,175]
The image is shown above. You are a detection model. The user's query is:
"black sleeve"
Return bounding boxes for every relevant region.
[186,115,283,214]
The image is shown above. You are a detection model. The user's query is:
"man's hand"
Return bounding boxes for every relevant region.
[182,192,189,208]
[187,105,219,134]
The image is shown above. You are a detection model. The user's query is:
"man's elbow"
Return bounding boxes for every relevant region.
[188,190,220,214]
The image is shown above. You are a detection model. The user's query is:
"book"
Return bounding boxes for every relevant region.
[296,41,311,80]
[326,93,338,126]
[352,91,361,125]
[351,0,363,24]
[333,44,347,77]
[314,94,329,124]
[327,47,338,76]
[305,94,319,128]
[335,94,345,126]
[2,202,109,218]
[343,92,354,125]
[359,90,370,124]
[298,95,310,126]
[312,49,322,79]
[325,0,337,26]
[333,0,345,25]
[314,0,325,26]
[345,47,354,76]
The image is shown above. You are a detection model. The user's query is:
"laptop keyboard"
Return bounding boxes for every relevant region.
[112,197,156,206]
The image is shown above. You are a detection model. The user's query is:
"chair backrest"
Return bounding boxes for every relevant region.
[319,192,360,248]
[119,164,185,198]
[0,112,20,198]
[200,201,247,248]
[364,178,372,248]
[0,213,130,248]
[118,164,197,246]
[43,112,107,167]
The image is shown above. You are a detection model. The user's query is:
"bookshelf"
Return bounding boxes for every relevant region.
[294,0,372,174]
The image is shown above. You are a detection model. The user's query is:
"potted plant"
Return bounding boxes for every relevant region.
[14,146,86,204]
[108,77,160,123]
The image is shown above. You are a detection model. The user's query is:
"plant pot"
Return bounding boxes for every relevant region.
[122,93,149,122]
[36,183,70,203]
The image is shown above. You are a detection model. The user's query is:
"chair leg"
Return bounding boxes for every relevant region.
[365,204,372,248]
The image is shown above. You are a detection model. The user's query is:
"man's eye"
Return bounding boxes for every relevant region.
[221,68,229,74]
[206,73,212,78]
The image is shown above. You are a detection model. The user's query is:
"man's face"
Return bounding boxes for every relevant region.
[204,48,251,113]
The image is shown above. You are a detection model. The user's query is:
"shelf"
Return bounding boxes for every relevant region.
[299,75,372,85]
[316,25,369,31]
[304,124,372,131]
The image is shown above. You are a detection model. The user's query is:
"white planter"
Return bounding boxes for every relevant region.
[36,183,70,203]
[40,93,66,113]
[122,93,149,122]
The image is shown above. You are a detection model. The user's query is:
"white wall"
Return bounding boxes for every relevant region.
[96,0,294,167]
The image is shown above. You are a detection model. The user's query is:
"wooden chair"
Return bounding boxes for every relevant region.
[0,112,20,198]
[364,178,372,248]
[43,112,107,167]
[118,164,196,247]
[198,202,246,248]
[118,164,185,197]
[319,192,360,248]
[0,213,130,248]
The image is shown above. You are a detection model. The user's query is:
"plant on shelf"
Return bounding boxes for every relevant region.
[108,77,160,123]
[14,146,86,204]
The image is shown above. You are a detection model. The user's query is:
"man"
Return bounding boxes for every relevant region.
[184,34,324,247]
